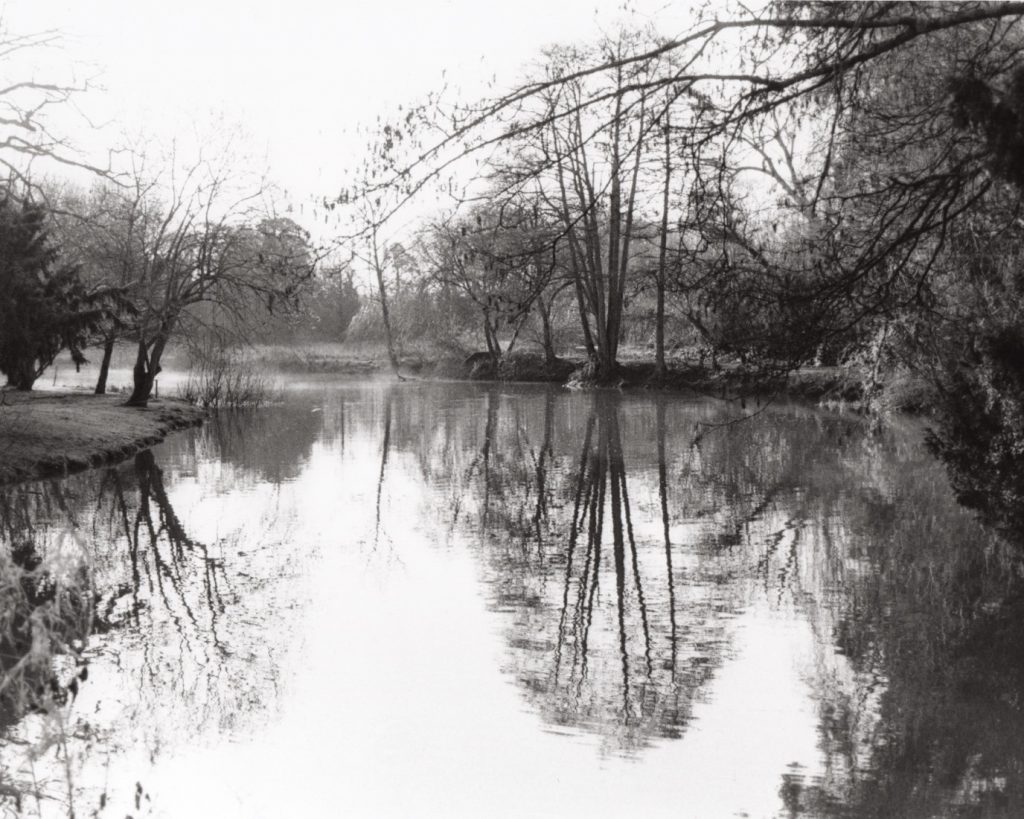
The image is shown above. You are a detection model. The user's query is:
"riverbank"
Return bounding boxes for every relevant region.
[438,352,938,413]
[426,350,870,401]
[0,391,206,485]
[248,342,933,411]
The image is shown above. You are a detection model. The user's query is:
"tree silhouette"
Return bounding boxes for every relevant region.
[0,193,129,390]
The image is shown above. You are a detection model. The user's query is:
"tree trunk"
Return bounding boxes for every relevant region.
[655,282,666,377]
[8,358,37,391]
[506,313,526,357]
[95,338,115,395]
[483,311,502,365]
[539,299,557,365]
[376,271,400,373]
[573,278,596,357]
[603,82,623,374]
[126,336,166,407]
[655,111,672,379]
[371,225,401,376]
[595,346,618,382]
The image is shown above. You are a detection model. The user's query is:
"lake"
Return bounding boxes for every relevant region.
[2,379,1023,817]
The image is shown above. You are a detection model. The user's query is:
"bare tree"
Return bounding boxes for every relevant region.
[50,179,159,393]
[419,195,560,366]
[361,208,403,376]
[0,23,118,188]
[76,154,320,407]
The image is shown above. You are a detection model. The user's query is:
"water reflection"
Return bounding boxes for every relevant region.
[2,381,1024,816]
[492,392,727,751]
[100,449,229,653]
[369,384,1024,811]
[0,495,91,731]
[0,424,308,813]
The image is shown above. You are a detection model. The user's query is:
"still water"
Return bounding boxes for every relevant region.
[2,380,1023,817]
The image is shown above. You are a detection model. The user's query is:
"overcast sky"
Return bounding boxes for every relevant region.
[4,0,695,217]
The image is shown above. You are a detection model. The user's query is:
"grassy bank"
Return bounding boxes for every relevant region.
[0,391,205,485]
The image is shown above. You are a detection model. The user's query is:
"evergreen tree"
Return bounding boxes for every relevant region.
[0,194,129,390]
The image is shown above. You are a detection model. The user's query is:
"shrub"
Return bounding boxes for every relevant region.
[179,340,276,410]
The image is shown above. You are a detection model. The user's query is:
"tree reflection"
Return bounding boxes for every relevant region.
[552,395,659,720]
[181,401,325,487]
[656,401,678,676]
[433,390,748,751]
[402,384,1024,801]
[0,477,97,738]
[781,471,1024,817]
[98,450,229,651]
[1,441,294,810]
[7,382,1024,814]
[0,521,91,730]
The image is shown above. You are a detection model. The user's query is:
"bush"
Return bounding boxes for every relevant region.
[927,328,1024,540]
[179,340,276,410]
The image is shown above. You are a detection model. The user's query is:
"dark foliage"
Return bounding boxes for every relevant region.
[951,67,1024,189]
[927,328,1024,541]
[0,194,130,390]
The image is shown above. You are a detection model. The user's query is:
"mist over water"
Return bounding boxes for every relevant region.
[1,380,1022,817]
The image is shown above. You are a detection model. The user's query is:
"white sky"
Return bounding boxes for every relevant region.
[4,0,697,225]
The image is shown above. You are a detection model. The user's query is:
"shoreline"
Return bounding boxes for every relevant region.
[0,391,206,486]
[242,343,928,411]
[296,352,872,406]
[0,355,916,490]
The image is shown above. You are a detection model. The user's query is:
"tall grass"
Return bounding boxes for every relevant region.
[178,340,277,409]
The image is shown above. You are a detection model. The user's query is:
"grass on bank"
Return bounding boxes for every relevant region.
[0,392,204,486]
